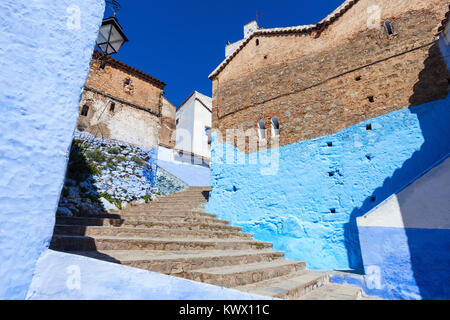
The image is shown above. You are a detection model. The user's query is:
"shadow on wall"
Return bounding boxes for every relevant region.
[344,41,450,298]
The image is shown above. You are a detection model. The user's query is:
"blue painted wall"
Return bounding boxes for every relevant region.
[206,96,450,272]
[0,0,104,299]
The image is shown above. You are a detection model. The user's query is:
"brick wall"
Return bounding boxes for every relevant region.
[212,0,450,152]
[77,56,165,149]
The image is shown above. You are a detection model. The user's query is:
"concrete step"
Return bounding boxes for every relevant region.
[55,216,240,231]
[123,208,208,215]
[57,214,227,225]
[54,225,253,240]
[235,270,330,299]
[144,201,206,206]
[120,211,217,218]
[186,260,307,287]
[66,249,285,275]
[50,235,273,252]
[298,284,362,300]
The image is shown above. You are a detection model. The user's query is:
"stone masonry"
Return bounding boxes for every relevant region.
[210,0,450,152]
[78,52,176,150]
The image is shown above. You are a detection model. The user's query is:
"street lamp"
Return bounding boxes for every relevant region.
[96,16,128,56]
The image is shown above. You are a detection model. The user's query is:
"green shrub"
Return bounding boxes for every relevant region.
[107,147,121,155]
[142,194,152,203]
[85,150,106,163]
[131,156,146,167]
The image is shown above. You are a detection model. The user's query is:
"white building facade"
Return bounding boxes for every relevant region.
[175,91,212,161]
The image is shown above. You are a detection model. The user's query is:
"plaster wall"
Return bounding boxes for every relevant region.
[353,156,450,300]
[176,92,212,159]
[26,250,271,300]
[79,90,160,149]
[206,96,450,273]
[0,0,104,299]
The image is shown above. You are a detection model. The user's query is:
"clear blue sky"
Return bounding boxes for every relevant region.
[104,0,345,106]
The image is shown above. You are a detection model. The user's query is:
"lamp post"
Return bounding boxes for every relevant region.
[95,0,128,67]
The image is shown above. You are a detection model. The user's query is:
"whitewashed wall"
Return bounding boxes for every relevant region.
[0,0,105,299]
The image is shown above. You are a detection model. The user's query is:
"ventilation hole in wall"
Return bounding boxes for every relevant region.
[264,55,268,59]
[125,78,131,85]
[355,76,361,81]
[328,172,334,177]
[366,124,372,130]
[327,142,333,147]
[330,209,336,214]
[81,105,89,117]
[384,21,394,35]
[256,39,260,46]
[233,186,238,192]
[368,96,375,103]
[109,102,116,113]
[366,155,372,161]
[371,196,377,202]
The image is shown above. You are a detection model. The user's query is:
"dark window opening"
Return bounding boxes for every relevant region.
[271,116,280,137]
[233,186,238,192]
[329,172,334,177]
[371,196,377,202]
[355,76,361,81]
[366,155,372,161]
[125,78,131,85]
[264,55,268,59]
[176,119,180,125]
[368,96,374,103]
[258,119,266,140]
[109,102,115,113]
[327,142,333,147]
[256,39,260,46]
[81,105,89,117]
[384,21,394,35]
[366,124,372,130]
[330,209,336,214]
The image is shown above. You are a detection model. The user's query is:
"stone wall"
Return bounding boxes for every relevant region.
[58,131,158,216]
[211,0,449,152]
[0,0,104,299]
[159,97,177,149]
[78,57,164,149]
[78,89,161,149]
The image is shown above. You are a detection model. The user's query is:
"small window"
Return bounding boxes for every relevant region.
[368,96,374,103]
[271,116,280,137]
[384,21,394,35]
[176,119,180,125]
[257,119,266,140]
[355,76,361,81]
[81,105,89,117]
[125,78,131,85]
[256,39,260,46]
[109,102,115,113]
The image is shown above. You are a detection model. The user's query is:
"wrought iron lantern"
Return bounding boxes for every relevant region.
[96,16,128,56]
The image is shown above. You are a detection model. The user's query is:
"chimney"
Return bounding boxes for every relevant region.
[244,21,258,38]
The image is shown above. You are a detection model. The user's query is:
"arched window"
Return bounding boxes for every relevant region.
[81,105,89,117]
[384,21,393,35]
[257,119,266,140]
[271,116,280,137]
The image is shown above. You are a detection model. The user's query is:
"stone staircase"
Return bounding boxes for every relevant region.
[50,186,369,300]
